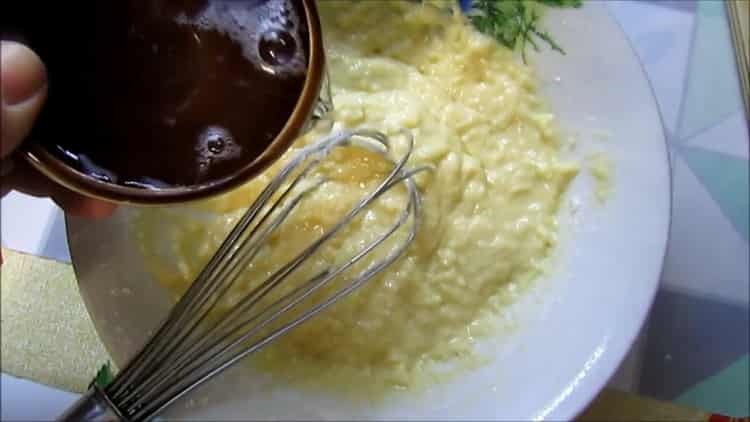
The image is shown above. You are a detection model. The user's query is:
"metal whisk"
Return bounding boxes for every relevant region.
[58,129,426,422]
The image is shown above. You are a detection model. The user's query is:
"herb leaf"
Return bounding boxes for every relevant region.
[88,361,115,390]
[538,0,582,7]
[467,0,582,62]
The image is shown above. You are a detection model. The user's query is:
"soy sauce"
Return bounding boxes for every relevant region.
[16,0,310,188]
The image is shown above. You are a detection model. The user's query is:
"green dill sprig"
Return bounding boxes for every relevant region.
[537,0,583,7]
[467,0,582,63]
[88,361,115,390]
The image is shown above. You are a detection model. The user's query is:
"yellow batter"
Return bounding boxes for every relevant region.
[588,153,614,202]
[133,1,578,395]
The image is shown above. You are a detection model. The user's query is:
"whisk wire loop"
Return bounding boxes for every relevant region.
[78,129,425,422]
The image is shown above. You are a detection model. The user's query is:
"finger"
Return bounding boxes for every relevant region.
[2,158,116,220]
[1,41,48,158]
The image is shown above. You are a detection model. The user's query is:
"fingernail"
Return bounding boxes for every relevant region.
[1,41,47,106]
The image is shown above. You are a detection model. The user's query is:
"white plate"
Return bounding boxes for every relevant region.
[66,2,670,420]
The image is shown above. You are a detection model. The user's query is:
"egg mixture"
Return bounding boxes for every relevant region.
[133,0,579,396]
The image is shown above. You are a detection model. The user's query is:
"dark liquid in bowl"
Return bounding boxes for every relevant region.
[17,0,309,188]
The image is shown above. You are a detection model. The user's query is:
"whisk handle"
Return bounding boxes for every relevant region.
[57,386,125,422]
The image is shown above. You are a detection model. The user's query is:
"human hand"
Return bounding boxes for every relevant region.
[1,40,116,218]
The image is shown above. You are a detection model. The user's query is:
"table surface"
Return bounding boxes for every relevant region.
[2,1,748,420]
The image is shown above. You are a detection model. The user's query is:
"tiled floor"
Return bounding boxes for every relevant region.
[607,0,749,417]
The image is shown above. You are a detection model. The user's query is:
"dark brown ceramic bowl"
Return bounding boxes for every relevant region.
[22,0,326,206]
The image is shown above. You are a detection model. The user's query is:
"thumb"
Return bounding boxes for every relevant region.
[1,41,48,159]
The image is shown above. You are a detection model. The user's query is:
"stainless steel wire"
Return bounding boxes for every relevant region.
[58,129,426,422]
